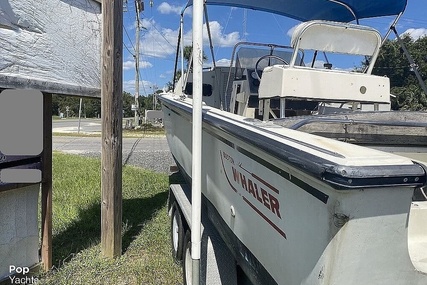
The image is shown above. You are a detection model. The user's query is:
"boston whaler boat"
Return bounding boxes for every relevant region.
[159,0,427,284]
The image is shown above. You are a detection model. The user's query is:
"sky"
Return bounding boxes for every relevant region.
[122,0,427,96]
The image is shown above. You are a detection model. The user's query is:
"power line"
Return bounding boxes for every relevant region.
[123,24,136,53]
[141,14,175,48]
[139,68,148,96]
[400,16,427,26]
[123,42,134,56]
[215,7,234,59]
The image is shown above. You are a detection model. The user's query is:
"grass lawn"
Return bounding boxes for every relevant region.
[37,152,182,284]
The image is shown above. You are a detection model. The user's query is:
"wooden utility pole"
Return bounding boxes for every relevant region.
[41,93,53,270]
[134,0,142,126]
[101,0,123,258]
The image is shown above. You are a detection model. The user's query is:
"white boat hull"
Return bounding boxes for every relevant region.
[161,94,427,285]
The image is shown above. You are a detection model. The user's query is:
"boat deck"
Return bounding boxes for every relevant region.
[273,111,427,147]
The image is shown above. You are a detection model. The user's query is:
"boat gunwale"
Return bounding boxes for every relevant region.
[160,94,427,190]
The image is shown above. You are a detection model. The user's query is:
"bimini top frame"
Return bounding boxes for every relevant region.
[173,0,412,96]
[184,0,407,23]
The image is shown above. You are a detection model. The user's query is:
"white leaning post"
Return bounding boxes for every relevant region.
[192,0,203,284]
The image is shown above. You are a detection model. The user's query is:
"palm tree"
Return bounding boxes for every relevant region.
[183,45,208,69]
[166,46,208,92]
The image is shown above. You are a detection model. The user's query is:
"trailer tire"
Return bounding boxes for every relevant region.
[183,230,192,285]
[170,203,184,262]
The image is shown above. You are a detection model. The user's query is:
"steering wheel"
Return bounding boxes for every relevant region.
[254,55,289,80]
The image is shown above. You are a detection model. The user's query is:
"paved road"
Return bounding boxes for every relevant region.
[53,136,174,174]
[53,118,102,133]
[52,118,174,173]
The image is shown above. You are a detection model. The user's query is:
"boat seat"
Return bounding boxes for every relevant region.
[258,65,390,104]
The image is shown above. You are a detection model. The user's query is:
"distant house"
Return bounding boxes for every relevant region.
[145,110,163,124]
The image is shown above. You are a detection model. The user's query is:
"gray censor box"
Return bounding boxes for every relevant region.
[0,89,43,183]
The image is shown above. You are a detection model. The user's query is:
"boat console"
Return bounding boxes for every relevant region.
[258,20,391,119]
[228,43,318,119]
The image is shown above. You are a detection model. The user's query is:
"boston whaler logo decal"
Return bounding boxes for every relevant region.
[220,150,286,239]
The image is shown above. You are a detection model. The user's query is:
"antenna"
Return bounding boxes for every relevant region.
[243,9,247,41]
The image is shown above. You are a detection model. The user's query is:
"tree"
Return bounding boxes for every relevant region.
[166,70,182,92]
[84,98,101,118]
[370,34,427,110]
[183,45,208,69]
[52,92,143,118]
[391,85,427,111]
[166,45,208,91]
[122,91,135,118]
[183,45,193,68]
[52,95,102,118]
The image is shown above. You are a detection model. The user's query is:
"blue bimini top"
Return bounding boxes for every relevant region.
[184,0,407,22]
